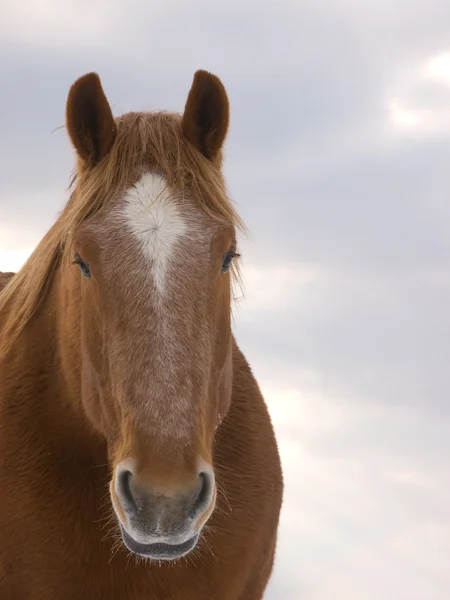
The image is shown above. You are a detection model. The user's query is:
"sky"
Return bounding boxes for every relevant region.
[1,1,450,598]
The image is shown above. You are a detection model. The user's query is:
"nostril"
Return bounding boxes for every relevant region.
[117,469,136,510]
[191,471,213,518]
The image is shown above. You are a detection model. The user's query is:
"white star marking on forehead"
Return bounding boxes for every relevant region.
[122,172,188,294]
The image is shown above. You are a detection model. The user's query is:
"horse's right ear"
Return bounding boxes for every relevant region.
[66,72,116,166]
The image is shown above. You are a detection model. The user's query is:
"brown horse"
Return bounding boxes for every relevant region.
[0,70,283,599]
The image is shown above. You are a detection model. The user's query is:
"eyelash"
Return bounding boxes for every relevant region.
[222,250,240,273]
[72,254,91,279]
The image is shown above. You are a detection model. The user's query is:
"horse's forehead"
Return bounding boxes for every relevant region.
[117,171,208,294]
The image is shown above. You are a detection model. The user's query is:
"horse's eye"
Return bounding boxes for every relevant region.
[222,250,237,273]
[73,254,91,279]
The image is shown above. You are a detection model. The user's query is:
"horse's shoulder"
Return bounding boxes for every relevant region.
[0,272,15,293]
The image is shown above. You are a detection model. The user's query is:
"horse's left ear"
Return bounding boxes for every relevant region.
[66,72,116,166]
[181,70,230,161]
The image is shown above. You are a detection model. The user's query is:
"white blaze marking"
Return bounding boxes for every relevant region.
[123,172,187,293]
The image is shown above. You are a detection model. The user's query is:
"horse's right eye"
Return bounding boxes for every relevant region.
[73,254,91,280]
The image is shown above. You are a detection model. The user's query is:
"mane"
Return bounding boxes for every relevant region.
[0,111,245,358]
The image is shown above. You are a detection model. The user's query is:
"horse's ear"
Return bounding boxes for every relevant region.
[181,70,229,161]
[66,72,116,166]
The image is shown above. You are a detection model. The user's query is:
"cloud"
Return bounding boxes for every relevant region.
[0,225,42,271]
[425,51,450,84]
[384,49,450,137]
[1,1,130,50]
[260,380,450,600]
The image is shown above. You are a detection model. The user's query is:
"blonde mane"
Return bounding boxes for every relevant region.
[0,111,245,357]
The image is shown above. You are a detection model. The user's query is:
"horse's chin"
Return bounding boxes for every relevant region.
[120,526,200,561]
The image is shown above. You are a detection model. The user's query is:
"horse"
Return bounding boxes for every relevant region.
[0,70,283,599]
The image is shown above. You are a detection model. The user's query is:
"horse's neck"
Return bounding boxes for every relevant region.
[0,270,104,464]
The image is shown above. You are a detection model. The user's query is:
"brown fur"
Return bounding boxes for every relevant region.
[0,70,283,599]
[181,70,230,160]
[0,272,14,290]
[66,72,117,166]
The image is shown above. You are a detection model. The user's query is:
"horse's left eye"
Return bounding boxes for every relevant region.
[73,254,91,279]
[222,250,236,273]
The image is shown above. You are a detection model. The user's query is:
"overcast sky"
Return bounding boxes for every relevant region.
[2,1,450,598]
